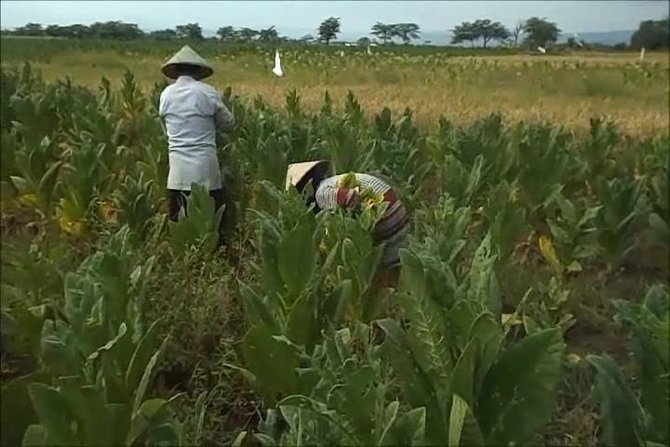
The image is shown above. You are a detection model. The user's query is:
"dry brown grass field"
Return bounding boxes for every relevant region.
[3,39,668,136]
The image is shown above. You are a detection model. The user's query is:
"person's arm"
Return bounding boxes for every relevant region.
[158,90,168,137]
[315,180,361,211]
[212,91,235,132]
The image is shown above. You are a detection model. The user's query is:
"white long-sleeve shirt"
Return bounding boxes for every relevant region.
[159,75,234,191]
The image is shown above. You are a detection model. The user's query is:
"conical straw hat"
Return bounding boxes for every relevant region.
[285,160,329,191]
[161,45,214,80]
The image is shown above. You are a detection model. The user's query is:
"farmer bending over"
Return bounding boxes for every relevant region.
[159,45,234,245]
[285,160,410,283]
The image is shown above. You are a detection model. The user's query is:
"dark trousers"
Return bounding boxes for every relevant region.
[168,188,226,247]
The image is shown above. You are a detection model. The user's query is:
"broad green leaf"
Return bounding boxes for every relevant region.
[241,325,302,399]
[320,278,352,328]
[278,395,357,443]
[2,370,49,447]
[586,355,644,447]
[278,219,316,298]
[239,281,279,332]
[448,394,467,447]
[388,407,427,446]
[286,290,317,348]
[378,318,448,444]
[467,312,503,392]
[132,344,162,414]
[449,340,478,407]
[103,403,131,446]
[27,383,77,445]
[477,328,565,445]
[448,394,484,447]
[378,401,400,446]
[40,318,81,376]
[232,431,248,447]
[21,425,46,446]
[87,322,128,361]
[125,319,162,394]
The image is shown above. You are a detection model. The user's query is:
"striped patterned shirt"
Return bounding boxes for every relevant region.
[315,173,409,243]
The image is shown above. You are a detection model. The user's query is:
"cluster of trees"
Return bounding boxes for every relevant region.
[451,17,561,48]
[216,25,281,43]
[6,21,144,40]
[370,22,421,44]
[2,15,668,50]
[631,18,669,50]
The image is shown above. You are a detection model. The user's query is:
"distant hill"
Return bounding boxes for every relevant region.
[565,30,633,45]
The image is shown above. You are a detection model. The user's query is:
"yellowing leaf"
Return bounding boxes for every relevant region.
[566,260,583,273]
[18,193,39,207]
[58,216,86,237]
[538,235,562,273]
[99,200,118,223]
[338,172,360,189]
[566,353,581,365]
[502,313,523,326]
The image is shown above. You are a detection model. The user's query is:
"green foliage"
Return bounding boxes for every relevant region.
[522,17,561,48]
[318,17,341,45]
[168,184,224,256]
[451,19,510,48]
[595,176,643,267]
[0,63,668,447]
[378,246,564,445]
[631,18,669,50]
[588,284,669,446]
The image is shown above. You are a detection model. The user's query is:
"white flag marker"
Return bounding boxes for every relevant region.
[367,44,372,55]
[272,50,283,77]
[537,46,546,54]
[639,47,645,62]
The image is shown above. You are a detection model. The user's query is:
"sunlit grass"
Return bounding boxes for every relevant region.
[3,46,668,136]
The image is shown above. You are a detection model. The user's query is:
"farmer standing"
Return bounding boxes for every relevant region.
[285,160,410,278]
[159,45,234,244]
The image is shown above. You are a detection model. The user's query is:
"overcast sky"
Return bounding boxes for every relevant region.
[1,1,668,35]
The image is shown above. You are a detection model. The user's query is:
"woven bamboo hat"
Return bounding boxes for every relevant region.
[161,45,214,80]
[285,160,330,191]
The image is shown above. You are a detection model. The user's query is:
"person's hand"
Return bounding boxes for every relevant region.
[344,189,361,212]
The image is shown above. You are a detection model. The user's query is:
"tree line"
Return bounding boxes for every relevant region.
[2,16,668,50]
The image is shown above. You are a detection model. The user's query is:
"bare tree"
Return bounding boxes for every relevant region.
[511,20,524,47]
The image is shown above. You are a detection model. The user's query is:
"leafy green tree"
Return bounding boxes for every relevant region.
[522,17,561,48]
[630,18,669,50]
[235,27,259,42]
[473,19,510,48]
[371,22,393,44]
[510,20,524,47]
[149,29,177,40]
[357,36,371,46]
[216,26,235,41]
[56,24,93,39]
[175,23,203,40]
[44,24,62,37]
[15,23,43,36]
[90,21,143,40]
[452,19,511,48]
[393,23,421,45]
[318,16,341,44]
[451,21,479,47]
[258,26,279,42]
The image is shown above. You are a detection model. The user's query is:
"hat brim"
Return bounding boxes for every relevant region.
[290,161,330,192]
[161,63,213,80]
